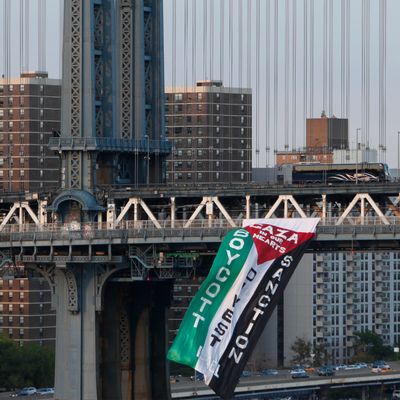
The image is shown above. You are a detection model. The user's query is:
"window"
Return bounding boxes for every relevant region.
[240,116,245,124]
[241,105,245,112]
[40,85,44,92]
[8,292,13,299]
[40,121,44,128]
[40,98,44,106]
[198,138,203,145]
[20,109,24,117]
[8,97,13,106]
[187,172,192,179]
[8,304,12,312]
[0,158,3,166]
[8,109,13,118]
[197,149,203,156]
[20,84,24,92]
[9,85,13,92]
[216,104,220,112]
[197,93,203,100]
[19,316,24,324]
[197,172,203,180]
[241,128,245,135]
[216,172,220,180]
[216,116,220,123]
[20,170,24,177]
[197,104,202,111]
[8,121,13,130]
[40,109,44,117]
[0,85,3,93]
[20,97,24,106]
[20,121,24,130]
[0,122,3,131]
[0,110,3,118]
[174,93,183,101]
[241,94,245,102]
[216,127,220,134]
[0,304,2,312]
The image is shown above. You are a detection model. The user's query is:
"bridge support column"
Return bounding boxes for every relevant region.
[54,265,100,400]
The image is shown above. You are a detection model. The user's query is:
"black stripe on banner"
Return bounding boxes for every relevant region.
[208,241,312,399]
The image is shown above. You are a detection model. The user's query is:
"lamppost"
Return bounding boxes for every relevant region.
[144,134,150,185]
[356,128,361,184]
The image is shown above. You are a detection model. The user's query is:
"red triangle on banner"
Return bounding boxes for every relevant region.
[244,223,315,264]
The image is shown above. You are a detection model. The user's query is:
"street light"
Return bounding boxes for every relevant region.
[356,128,361,184]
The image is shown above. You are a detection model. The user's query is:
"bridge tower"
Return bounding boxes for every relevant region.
[50,0,168,190]
[46,1,172,399]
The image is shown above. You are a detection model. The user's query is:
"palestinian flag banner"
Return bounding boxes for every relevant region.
[167,218,319,399]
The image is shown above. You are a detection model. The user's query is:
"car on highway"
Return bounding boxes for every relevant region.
[334,363,348,370]
[36,387,55,396]
[261,368,278,376]
[291,370,309,379]
[372,360,390,369]
[354,362,368,369]
[318,366,335,376]
[10,387,37,396]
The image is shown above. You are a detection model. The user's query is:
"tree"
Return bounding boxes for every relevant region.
[313,342,330,367]
[0,334,54,390]
[353,330,393,361]
[290,337,312,365]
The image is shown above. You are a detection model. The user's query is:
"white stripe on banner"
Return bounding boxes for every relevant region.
[195,245,275,384]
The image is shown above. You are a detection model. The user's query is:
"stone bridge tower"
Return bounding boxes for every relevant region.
[50,0,168,191]
[46,1,172,399]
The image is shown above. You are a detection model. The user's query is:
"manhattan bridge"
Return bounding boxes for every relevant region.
[0,1,400,399]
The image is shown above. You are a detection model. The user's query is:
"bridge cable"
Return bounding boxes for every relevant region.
[291,0,297,150]
[379,0,387,163]
[265,0,271,166]
[255,0,260,167]
[346,0,350,119]
[273,0,278,159]
[328,0,333,118]
[303,0,308,144]
[203,0,207,79]
[171,0,176,185]
[25,0,29,74]
[59,0,63,79]
[310,0,314,118]
[220,0,225,83]
[20,0,24,74]
[323,0,327,115]
[229,0,234,181]
[284,0,289,152]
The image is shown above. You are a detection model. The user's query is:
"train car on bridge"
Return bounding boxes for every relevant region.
[289,162,392,184]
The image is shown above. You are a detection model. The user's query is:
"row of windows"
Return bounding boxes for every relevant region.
[168,104,248,113]
[170,160,248,169]
[167,115,249,126]
[174,149,249,157]
[168,172,248,181]
[0,279,25,289]
[0,303,45,312]
[170,92,248,102]
[0,120,46,131]
[170,126,249,136]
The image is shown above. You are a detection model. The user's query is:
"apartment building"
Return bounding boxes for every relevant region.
[165,80,252,185]
[0,275,56,346]
[0,72,61,193]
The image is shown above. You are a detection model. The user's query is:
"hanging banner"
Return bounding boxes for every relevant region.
[167,218,319,399]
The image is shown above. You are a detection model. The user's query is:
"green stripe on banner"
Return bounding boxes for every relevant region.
[167,228,254,368]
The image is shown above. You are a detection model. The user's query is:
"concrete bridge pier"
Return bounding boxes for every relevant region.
[53,263,173,400]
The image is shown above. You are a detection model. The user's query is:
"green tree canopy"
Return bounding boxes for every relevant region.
[0,334,54,390]
[354,330,393,361]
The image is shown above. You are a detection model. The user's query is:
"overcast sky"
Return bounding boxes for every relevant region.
[2,0,400,169]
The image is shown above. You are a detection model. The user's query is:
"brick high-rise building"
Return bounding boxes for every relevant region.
[0,275,55,346]
[165,80,252,184]
[306,113,348,150]
[0,72,61,193]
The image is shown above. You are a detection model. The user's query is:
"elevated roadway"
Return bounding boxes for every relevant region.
[171,363,400,399]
